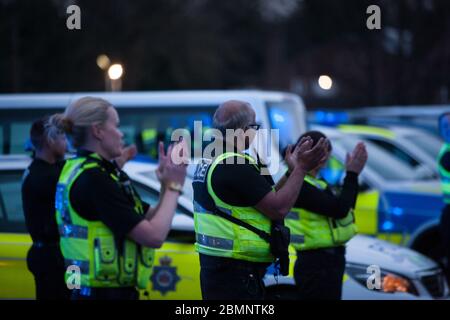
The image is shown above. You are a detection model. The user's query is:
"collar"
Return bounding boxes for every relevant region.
[77,149,118,173]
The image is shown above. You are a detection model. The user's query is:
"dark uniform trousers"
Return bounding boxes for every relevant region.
[294,246,346,300]
[199,254,269,300]
[26,243,71,300]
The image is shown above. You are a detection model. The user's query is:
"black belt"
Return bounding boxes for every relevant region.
[297,246,346,256]
[199,254,270,275]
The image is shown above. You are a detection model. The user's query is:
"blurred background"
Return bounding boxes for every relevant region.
[2,0,450,110]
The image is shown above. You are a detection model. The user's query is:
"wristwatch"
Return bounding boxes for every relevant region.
[167,181,183,194]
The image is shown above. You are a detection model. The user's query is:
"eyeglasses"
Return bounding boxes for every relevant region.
[245,123,261,131]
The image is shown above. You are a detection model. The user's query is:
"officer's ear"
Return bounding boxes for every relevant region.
[91,122,104,141]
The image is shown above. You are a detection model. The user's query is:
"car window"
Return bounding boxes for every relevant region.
[332,136,426,182]
[0,109,61,154]
[266,99,303,154]
[132,180,195,243]
[364,137,420,167]
[404,133,443,160]
[0,171,26,233]
[11,123,32,154]
[133,181,192,218]
[119,107,215,160]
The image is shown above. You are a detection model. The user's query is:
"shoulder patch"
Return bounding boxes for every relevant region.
[193,159,212,183]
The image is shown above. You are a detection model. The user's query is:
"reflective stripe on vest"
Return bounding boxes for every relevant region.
[58,224,88,239]
[193,152,274,263]
[285,175,358,251]
[438,143,450,204]
[55,154,155,289]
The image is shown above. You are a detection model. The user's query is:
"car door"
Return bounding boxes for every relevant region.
[132,183,202,300]
[0,169,34,299]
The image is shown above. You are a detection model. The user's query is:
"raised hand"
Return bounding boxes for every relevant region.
[345,142,368,174]
[285,136,313,172]
[157,140,188,187]
[297,137,329,172]
[284,144,295,172]
[115,144,138,169]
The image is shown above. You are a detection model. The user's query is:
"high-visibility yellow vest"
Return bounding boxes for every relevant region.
[193,152,274,263]
[55,153,154,289]
[286,175,357,251]
[438,143,450,204]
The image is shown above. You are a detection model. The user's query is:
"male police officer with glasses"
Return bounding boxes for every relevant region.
[192,100,328,300]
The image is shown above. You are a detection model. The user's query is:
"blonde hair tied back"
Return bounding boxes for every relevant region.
[61,96,113,148]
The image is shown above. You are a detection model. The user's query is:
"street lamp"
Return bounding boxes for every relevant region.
[318,75,333,90]
[96,54,124,91]
[108,64,123,92]
[96,54,110,71]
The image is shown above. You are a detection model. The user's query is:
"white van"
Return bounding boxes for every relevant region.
[0,90,306,175]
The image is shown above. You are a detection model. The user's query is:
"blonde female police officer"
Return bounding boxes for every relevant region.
[22,116,137,300]
[55,97,187,300]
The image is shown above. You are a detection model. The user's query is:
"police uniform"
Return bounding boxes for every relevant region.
[21,158,71,300]
[438,143,450,282]
[192,151,275,300]
[285,172,359,300]
[55,150,154,300]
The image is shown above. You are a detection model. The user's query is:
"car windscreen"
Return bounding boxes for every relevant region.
[404,132,443,160]
[266,99,303,154]
[118,107,215,160]
[333,136,431,182]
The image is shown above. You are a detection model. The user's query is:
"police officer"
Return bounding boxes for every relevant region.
[55,96,187,300]
[192,100,328,300]
[285,131,367,300]
[21,116,71,300]
[438,112,450,283]
[22,115,140,300]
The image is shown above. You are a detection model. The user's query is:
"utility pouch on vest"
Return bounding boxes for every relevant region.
[136,246,155,289]
[329,211,357,245]
[269,222,290,276]
[212,207,289,274]
[118,240,137,286]
[94,237,119,281]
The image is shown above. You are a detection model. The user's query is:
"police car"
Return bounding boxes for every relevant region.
[386,126,443,168]
[0,155,447,299]
[311,125,446,265]
[338,124,441,178]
